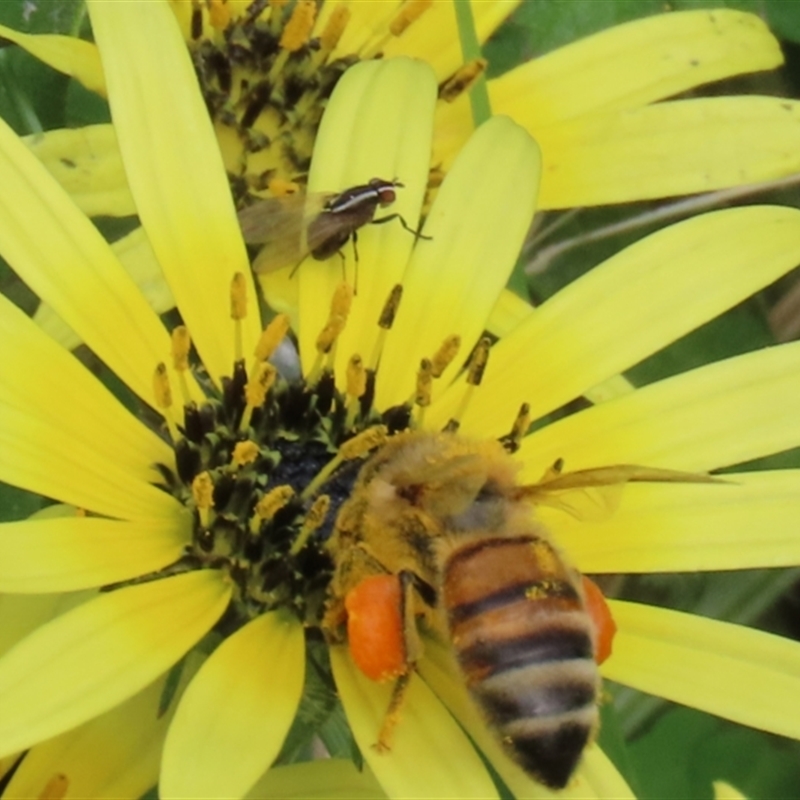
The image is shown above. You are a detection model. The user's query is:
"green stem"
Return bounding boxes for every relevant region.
[453,0,491,128]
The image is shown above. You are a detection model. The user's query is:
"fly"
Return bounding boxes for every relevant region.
[237,178,429,291]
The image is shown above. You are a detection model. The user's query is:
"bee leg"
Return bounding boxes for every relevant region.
[372,212,433,243]
[375,670,413,753]
[375,570,422,752]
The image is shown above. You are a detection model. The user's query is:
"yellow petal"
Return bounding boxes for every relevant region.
[161,613,305,800]
[548,470,800,574]
[4,675,171,800]
[486,288,535,338]
[382,1,519,80]
[493,10,782,128]
[517,341,800,478]
[537,97,800,209]
[298,57,436,377]
[604,600,800,740]
[0,571,231,758]
[0,516,188,593]
[24,125,134,217]
[246,760,387,800]
[0,24,106,96]
[0,590,93,658]
[330,645,498,799]
[0,115,193,406]
[713,780,748,800]
[0,290,172,480]
[377,115,541,410]
[428,206,800,438]
[88,0,261,385]
[0,402,183,521]
[419,636,633,800]
[35,226,176,352]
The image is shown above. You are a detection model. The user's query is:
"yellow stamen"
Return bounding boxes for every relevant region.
[303,425,388,500]
[267,177,300,197]
[368,284,403,371]
[445,337,491,432]
[319,4,350,53]
[38,774,69,800]
[389,0,433,36]
[192,471,215,528]
[240,362,277,430]
[153,362,181,443]
[251,484,295,533]
[439,59,488,103]
[231,440,259,467]
[502,402,531,453]
[254,314,290,363]
[345,353,367,429]
[171,325,193,405]
[309,283,355,384]
[430,334,461,378]
[230,272,248,362]
[290,494,330,555]
[279,0,315,50]
[414,358,433,407]
[339,425,388,460]
[208,0,231,31]
[346,354,367,398]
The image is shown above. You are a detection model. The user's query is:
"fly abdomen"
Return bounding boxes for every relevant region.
[441,534,599,789]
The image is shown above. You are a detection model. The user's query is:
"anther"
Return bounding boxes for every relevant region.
[268,0,316,82]
[439,59,488,103]
[290,494,330,555]
[500,402,531,453]
[254,314,290,364]
[368,284,403,371]
[345,354,367,429]
[153,362,181,443]
[192,471,215,529]
[38,774,69,800]
[251,484,295,534]
[389,0,433,36]
[230,272,248,363]
[240,362,277,430]
[208,0,231,31]
[279,0,315,50]
[415,357,434,399]
[444,337,492,433]
[303,425,388,500]
[231,440,259,468]
[308,283,354,385]
[430,334,461,378]
[171,325,193,406]
[319,4,350,55]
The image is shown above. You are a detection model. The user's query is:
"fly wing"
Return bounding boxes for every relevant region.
[237,192,331,274]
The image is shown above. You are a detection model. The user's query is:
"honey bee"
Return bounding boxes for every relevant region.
[324,430,715,789]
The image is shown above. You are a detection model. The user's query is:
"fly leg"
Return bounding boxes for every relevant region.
[372,213,433,244]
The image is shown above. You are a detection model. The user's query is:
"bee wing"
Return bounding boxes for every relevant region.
[517,465,725,522]
[237,192,332,274]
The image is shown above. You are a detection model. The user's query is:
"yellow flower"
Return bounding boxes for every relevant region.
[3,2,800,213]
[1,3,800,799]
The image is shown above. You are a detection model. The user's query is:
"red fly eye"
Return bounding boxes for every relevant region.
[582,575,617,665]
[378,188,396,206]
[345,574,407,681]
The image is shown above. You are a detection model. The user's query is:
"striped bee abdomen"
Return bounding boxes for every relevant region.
[442,534,599,789]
